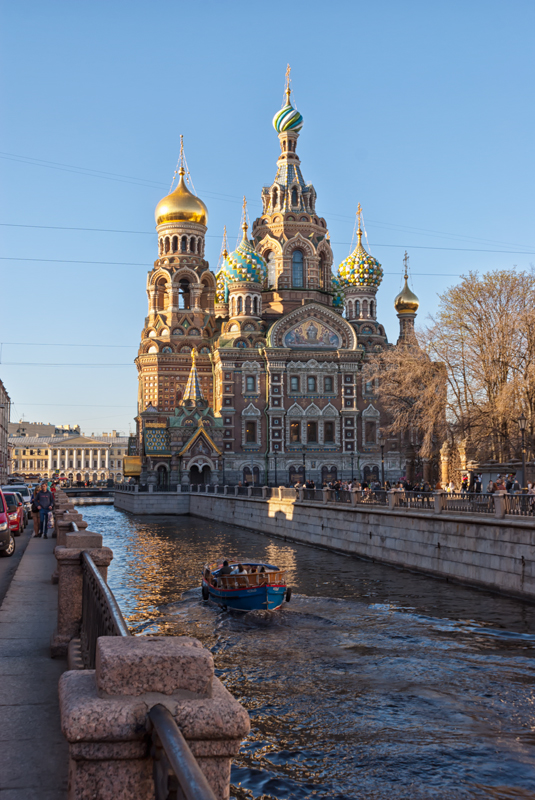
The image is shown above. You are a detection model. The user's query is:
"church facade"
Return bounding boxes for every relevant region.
[133,77,420,488]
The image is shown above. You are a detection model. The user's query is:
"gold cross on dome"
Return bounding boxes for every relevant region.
[403,250,409,279]
[285,64,291,104]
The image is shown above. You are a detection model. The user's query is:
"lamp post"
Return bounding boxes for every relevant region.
[274,453,277,487]
[518,413,527,489]
[378,434,386,488]
[222,457,225,486]
[302,447,306,483]
[351,451,354,481]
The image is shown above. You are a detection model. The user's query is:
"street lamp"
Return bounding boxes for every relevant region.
[273,453,277,487]
[351,451,354,481]
[222,456,225,486]
[302,447,306,483]
[378,433,386,488]
[518,413,527,489]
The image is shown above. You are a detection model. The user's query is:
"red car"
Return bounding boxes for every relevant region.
[2,491,25,536]
[0,490,15,557]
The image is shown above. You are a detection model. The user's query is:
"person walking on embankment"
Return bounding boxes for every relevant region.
[31,486,40,537]
[35,481,54,539]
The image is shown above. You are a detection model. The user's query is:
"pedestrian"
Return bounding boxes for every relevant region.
[35,480,54,538]
[31,486,40,537]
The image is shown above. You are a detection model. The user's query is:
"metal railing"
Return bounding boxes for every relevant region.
[280,487,298,500]
[250,486,263,497]
[443,492,495,514]
[149,704,217,800]
[303,488,324,502]
[505,494,535,516]
[397,491,435,510]
[355,489,389,506]
[80,552,130,669]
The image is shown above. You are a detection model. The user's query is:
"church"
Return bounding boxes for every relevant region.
[130,73,420,488]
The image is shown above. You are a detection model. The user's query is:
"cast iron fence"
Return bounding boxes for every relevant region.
[443,492,495,514]
[80,551,130,669]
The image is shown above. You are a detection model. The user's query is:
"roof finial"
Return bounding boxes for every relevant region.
[403,250,409,281]
[222,225,228,258]
[178,134,185,176]
[241,196,248,238]
[285,64,292,106]
[357,202,363,245]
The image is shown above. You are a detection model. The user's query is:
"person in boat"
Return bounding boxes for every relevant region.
[220,560,232,576]
[250,565,257,574]
[231,563,247,575]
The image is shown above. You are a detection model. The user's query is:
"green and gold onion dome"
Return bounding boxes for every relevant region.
[155,167,208,227]
[337,208,383,289]
[394,275,419,314]
[223,210,267,286]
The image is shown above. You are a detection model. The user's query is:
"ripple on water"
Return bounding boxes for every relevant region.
[79,505,535,800]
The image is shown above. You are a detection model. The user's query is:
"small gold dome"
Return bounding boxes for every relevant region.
[394,277,419,314]
[155,169,208,227]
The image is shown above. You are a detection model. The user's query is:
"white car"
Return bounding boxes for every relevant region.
[2,485,32,516]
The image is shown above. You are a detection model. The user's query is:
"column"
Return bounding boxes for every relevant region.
[48,448,53,474]
[105,448,110,477]
[97,448,102,473]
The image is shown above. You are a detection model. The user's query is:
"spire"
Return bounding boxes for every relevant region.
[403,250,409,280]
[222,224,228,258]
[241,196,248,239]
[183,350,204,404]
[356,202,363,247]
[285,63,292,106]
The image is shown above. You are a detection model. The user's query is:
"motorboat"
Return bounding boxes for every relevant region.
[201,561,291,612]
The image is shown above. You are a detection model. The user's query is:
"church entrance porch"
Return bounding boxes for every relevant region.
[189,465,211,485]
[156,465,169,489]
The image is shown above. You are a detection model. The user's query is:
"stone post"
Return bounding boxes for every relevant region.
[350,489,361,507]
[433,491,445,514]
[51,543,112,658]
[261,486,268,499]
[224,485,228,495]
[148,485,154,493]
[247,487,253,497]
[494,490,506,519]
[322,488,330,504]
[59,636,250,800]
[278,486,284,500]
[298,488,304,501]
[387,490,397,511]
[234,486,239,497]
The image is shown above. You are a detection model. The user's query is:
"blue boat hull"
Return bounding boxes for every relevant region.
[204,581,286,612]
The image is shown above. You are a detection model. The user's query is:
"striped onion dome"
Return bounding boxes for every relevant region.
[273,101,303,133]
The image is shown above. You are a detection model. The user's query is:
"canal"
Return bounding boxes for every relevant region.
[80,505,535,799]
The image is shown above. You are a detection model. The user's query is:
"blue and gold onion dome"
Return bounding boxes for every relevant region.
[338,236,383,289]
[273,100,303,134]
[331,274,345,311]
[223,233,267,286]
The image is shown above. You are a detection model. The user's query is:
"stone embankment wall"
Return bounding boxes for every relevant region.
[114,490,189,515]
[186,494,534,601]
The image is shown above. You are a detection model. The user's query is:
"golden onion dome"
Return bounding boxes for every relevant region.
[394,276,419,314]
[155,168,208,227]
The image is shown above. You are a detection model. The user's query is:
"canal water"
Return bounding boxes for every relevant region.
[80,505,535,800]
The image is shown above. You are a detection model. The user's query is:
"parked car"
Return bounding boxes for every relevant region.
[1,484,32,516]
[0,490,15,557]
[13,492,28,528]
[2,491,25,536]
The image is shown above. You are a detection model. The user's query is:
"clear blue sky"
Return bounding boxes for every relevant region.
[1,0,534,435]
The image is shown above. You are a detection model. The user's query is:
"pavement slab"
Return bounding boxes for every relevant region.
[0,535,68,797]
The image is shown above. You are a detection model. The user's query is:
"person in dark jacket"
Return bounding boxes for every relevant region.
[36,481,54,538]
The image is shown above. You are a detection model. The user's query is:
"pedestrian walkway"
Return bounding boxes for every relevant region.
[0,534,68,799]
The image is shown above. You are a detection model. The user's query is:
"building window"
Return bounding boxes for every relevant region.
[365,421,376,443]
[224,398,232,406]
[307,376,316,392]
[266,251,276,288]
[290,376,300,392]
[245,421,256,443]
[225,443,232,450]
[246,376,256,392]
[324,421,335,443]
[365,380,373,394]
[290,421,301,443]
[307,421,318,443]
[292,249,304,288]
[324,376,333,392]
[225,430,232,437]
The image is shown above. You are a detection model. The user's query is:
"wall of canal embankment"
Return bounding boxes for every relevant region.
[113,490,535,601]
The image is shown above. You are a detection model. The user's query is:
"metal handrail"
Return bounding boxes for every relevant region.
[149,704,217,800]
[80,551,130,668]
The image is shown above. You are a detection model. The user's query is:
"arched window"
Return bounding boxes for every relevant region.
[266,251,276,288]
[272,187,278,208]
[370,300,374,318]
[245,296,251,315]
[291,187,298,206]
[181,236,187,252]
[319,254,326,288]
[237,296,243,314]
[159,239,163,255]
[164,237,170,253]
[190,236,195,253]
[292,249,304,288]
[178,279,190,309]
[363,299,368,317]
[356,300,360,317]
[172,236,178,252]
[253,296,258,315]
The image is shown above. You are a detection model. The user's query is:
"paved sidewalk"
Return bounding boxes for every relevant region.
[0,535,68,799]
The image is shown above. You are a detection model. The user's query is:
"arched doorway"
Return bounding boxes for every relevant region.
[189,465,211,485]
[362,465,379,485]
[289,465,305,485]
[321,465,337,485]
[243,466,260,485]
[156,465,169,489]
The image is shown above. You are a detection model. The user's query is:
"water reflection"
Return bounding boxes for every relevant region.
[81,506,535,800]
